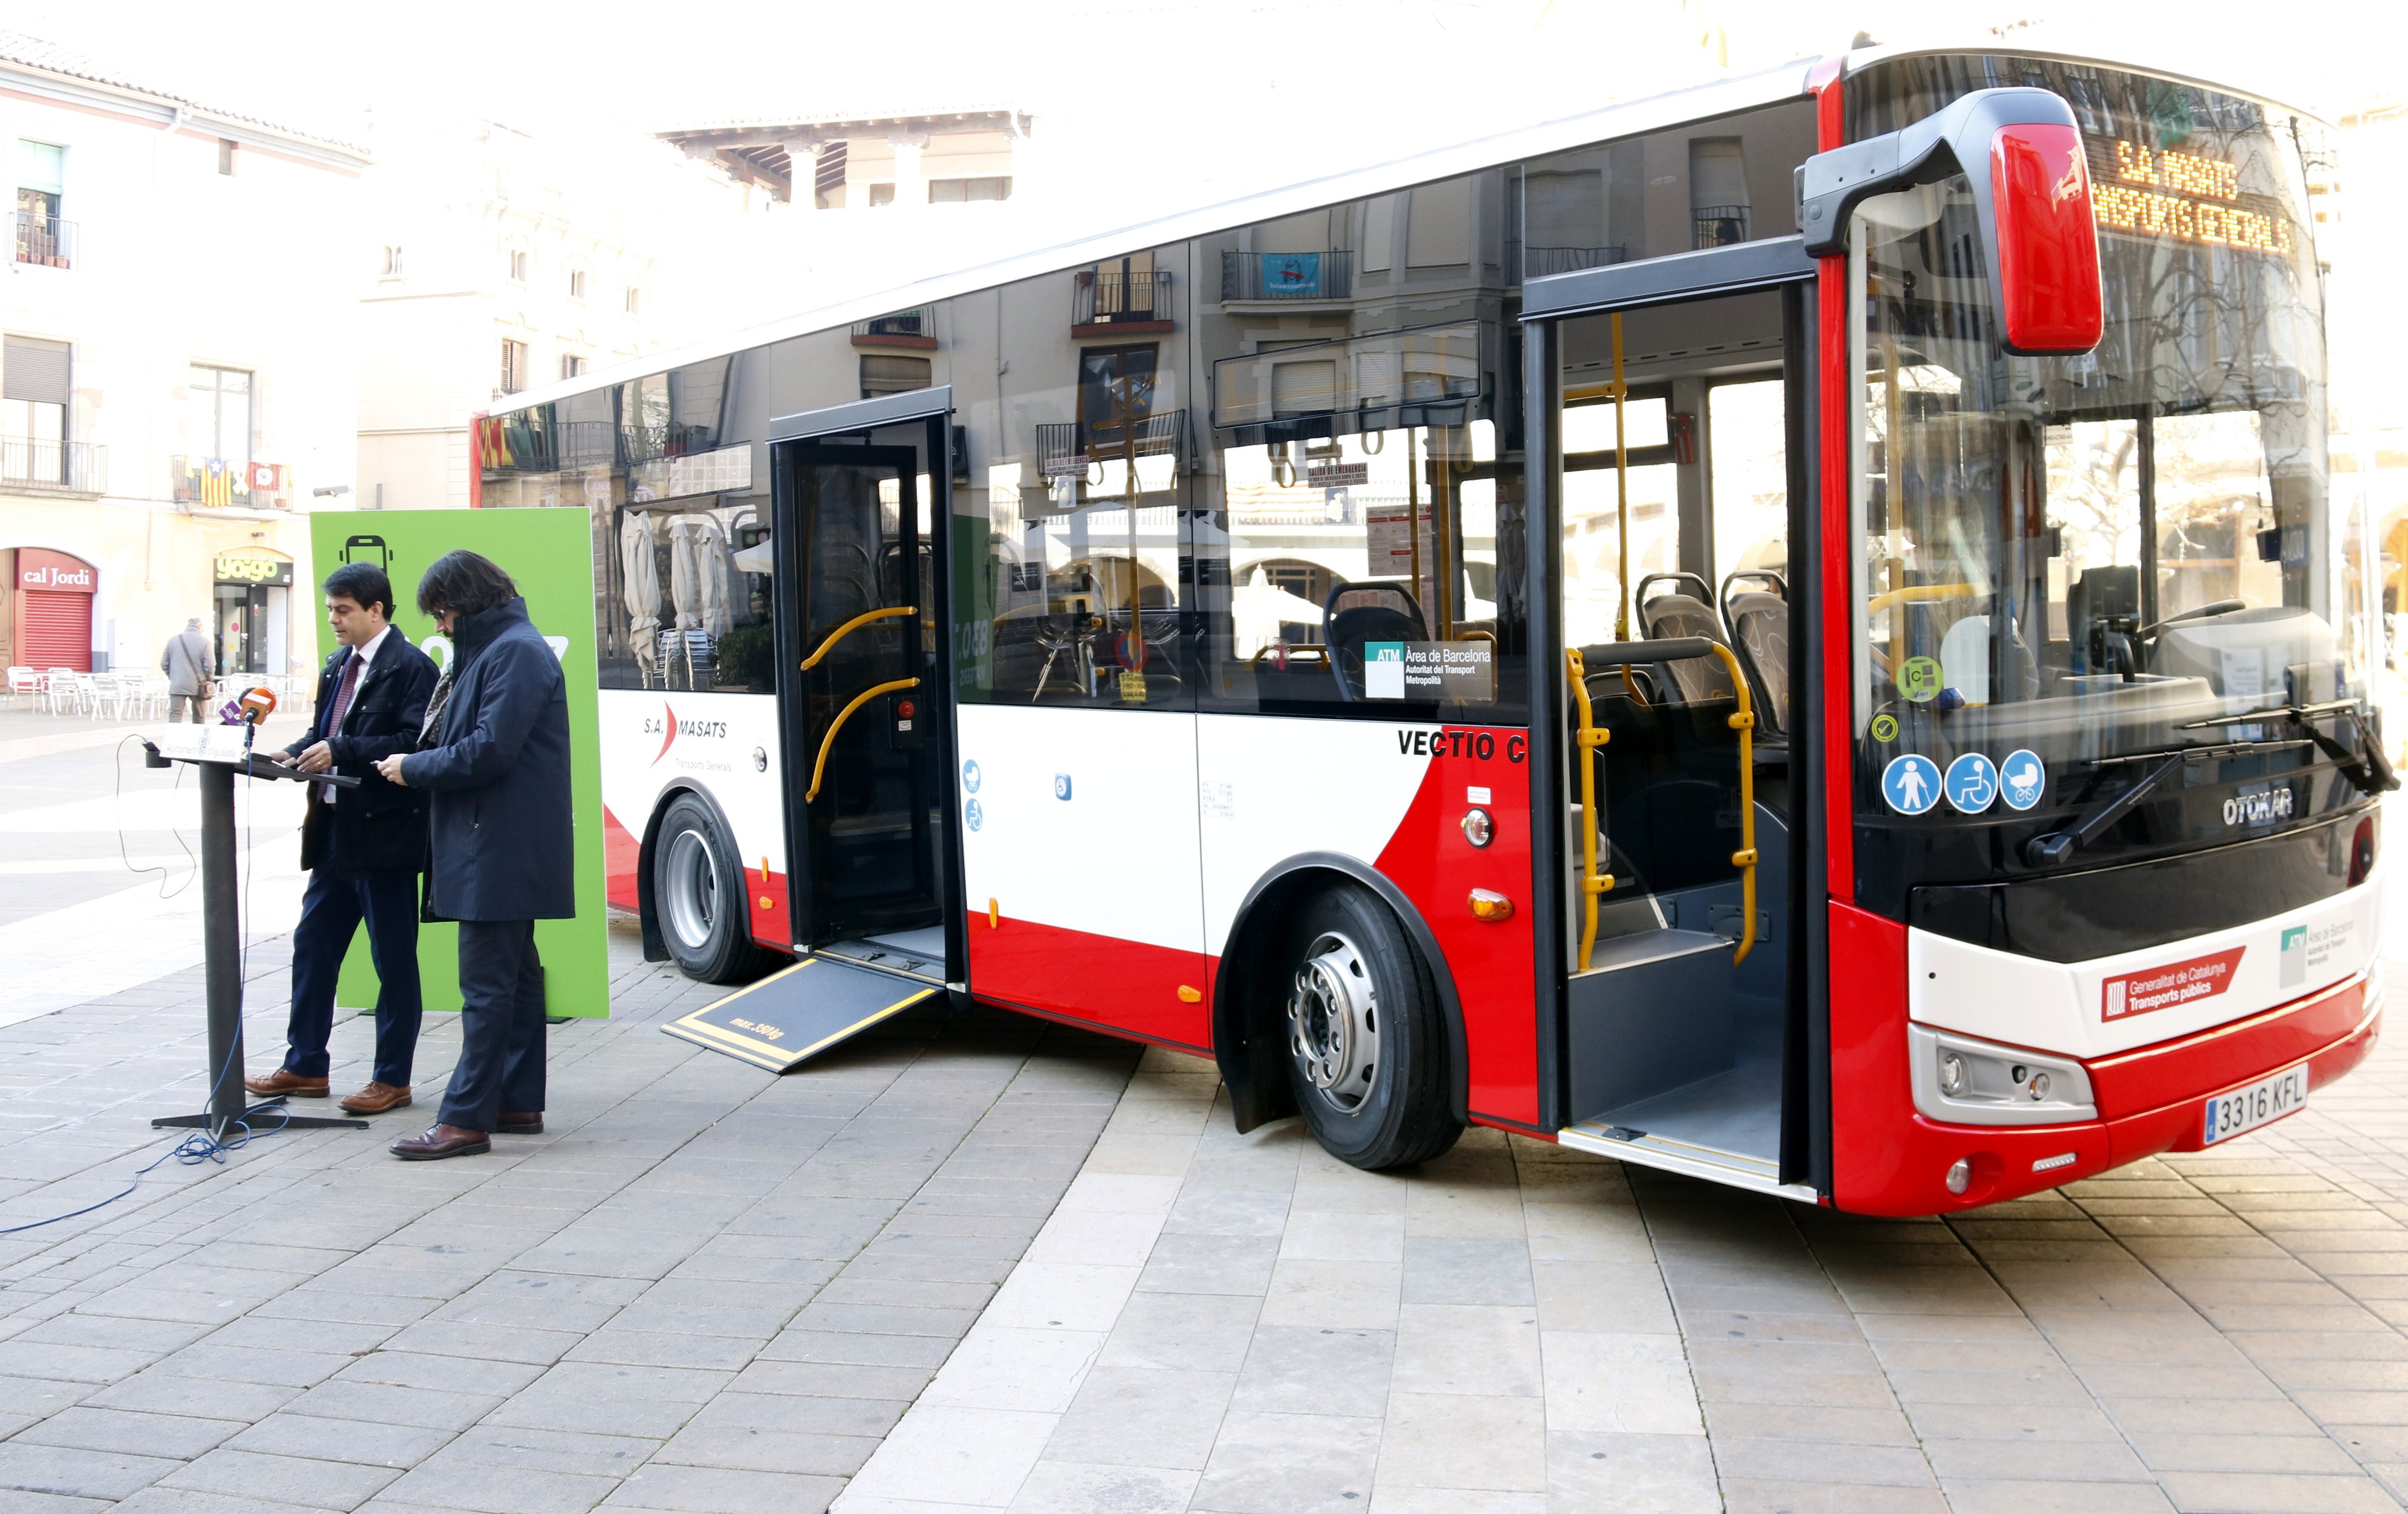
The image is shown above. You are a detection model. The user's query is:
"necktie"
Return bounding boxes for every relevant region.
[320,654,363,801]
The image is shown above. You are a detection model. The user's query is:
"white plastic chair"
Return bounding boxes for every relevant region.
[139,672,169,720]
[5,667,35,709]
[42,669,79,715]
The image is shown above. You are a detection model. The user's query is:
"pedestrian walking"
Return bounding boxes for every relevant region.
[374,550,573,1159]
[246,562,439,1115]
[160,617,213,723]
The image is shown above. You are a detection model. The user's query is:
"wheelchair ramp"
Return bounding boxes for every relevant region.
[662,955,937,1073]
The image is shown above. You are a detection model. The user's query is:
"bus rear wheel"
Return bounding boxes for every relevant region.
[1280,883,1461,1170]
[653,795,774,984]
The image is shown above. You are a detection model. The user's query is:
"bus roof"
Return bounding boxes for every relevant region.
[486,41,2305,422]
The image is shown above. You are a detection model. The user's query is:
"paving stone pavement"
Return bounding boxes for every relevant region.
[0,924,1139,1513]
[840,919,2408,1513]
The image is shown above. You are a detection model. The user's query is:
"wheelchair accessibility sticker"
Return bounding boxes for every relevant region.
[1053,773,1073,801]
[1999,750,2044,811]
[1945,752,1998,813]
[964,797,984,832]
[1881,754,1941,816]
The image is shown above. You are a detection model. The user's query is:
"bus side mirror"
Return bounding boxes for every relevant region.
[1798,86,2103,357]
[1989,122,2104,355]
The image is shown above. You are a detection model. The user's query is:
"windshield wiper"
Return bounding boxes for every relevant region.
[2022,750,2189,867]
[2025,706,2397,870]
[2176,698,2398,795]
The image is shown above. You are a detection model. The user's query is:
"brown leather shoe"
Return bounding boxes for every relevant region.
[243,1069,329,1098]
[339,1082,413,1115]
[495,1112,543,1135]
[389,1124,490,1160]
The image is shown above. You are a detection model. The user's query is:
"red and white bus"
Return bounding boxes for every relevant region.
[473,42,2388,1215]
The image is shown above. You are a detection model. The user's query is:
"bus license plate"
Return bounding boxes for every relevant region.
[2202,1065,2309,1145]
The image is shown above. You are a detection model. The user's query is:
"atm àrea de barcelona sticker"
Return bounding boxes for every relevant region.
[2101,946,2246,1021]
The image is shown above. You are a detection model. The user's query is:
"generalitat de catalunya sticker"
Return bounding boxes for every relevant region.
[2101,946,2246,1021]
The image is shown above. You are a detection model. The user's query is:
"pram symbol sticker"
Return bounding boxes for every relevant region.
[1998,750,2044,811]
[1945,752,1998,813]
[1881,754,1942,816]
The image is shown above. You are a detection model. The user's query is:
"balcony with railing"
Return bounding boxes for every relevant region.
[1693,206,1750,250]
[1524,245,1628,280]
[0,437,103,494]
[1035,410,1186,487]
[14,212,73,269]
[850,308,937,348]
[1072,269,1174,337]
[1220,250,1352,306]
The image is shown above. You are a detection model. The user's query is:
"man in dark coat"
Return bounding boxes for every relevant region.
[246,563,438,1114]
[376,550,574,1159]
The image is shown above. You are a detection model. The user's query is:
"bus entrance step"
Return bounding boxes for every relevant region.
[662,957,937,1074]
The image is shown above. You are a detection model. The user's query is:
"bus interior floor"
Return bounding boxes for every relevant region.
[1588,1051,1782,1163]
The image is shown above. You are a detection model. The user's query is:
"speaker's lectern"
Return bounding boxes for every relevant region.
[142,725,372,1139]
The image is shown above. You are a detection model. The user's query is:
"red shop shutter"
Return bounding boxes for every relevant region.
[19,590,91,671]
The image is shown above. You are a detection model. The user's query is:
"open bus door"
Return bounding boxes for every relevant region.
[663,393,963,1072]
[1521,238,1830,1200]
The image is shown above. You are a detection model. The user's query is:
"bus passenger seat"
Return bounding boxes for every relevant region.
[1725,591,1789,736]
[1325,582,1430,701]
[1635,575,1736,705]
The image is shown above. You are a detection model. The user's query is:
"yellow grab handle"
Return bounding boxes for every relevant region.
[802,605,917,672]
[1703,641,1758,965]
[804,677,919,803]
[1566,649,1615,973]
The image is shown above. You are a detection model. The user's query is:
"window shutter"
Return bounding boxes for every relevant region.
[18,589,91,671]
[3,337,70,404]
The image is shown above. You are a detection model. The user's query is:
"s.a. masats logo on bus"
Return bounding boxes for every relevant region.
[644,703,729,765]
[2101,946,2245,1021]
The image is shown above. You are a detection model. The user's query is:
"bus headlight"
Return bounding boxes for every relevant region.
[1908,1025,2096,1126]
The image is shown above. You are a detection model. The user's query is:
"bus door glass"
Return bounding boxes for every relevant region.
[774,422,948,953]
[1546,281,1808,1190]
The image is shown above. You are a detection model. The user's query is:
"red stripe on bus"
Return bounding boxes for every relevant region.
[968,910,1214,1048]
[603,803,641,912]
[1372,725,1540,1127]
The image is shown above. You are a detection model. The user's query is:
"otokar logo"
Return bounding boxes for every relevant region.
[2224,784,2294,827]
[645,703,729,764]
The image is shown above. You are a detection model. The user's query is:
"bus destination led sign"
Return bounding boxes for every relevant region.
[2091,140,2292,256]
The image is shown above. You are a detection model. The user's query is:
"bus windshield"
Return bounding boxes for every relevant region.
[1846,60,2372,881]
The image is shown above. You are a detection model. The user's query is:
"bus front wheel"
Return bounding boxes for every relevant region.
[652,794,773,984]
[1280,884,1462,1170]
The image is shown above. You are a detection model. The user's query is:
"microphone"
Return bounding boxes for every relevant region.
[237,687,277,725]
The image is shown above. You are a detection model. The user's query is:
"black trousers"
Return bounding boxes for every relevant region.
[285,866,422,1087]
[439,919,547,1131]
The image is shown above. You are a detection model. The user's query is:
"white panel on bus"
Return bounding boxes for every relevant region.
[1907,867,2382,1060]
[955,704,1204,955]
[1196,713,1431,955]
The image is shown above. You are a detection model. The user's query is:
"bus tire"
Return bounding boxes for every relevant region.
[652,794,772,984]
[1280,883,1462,1170]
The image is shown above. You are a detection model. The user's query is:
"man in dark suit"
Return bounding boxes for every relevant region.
[245,561,440,1115]
[376,550,574,1159]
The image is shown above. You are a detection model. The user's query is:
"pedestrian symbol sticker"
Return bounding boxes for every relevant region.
[1882,754,1941,816]
[961,759,982,793]
[1946,752,1998,813]
[1897,656,1943,703]
[1998,749,2044,812]
[1869,714,1898,743]
[965,797,984,832]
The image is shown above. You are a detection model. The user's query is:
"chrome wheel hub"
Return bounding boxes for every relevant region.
[662,827,720,949]
[1288,930,1379,1112]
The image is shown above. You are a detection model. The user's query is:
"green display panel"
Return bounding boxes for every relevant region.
[308,510,610,1019]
